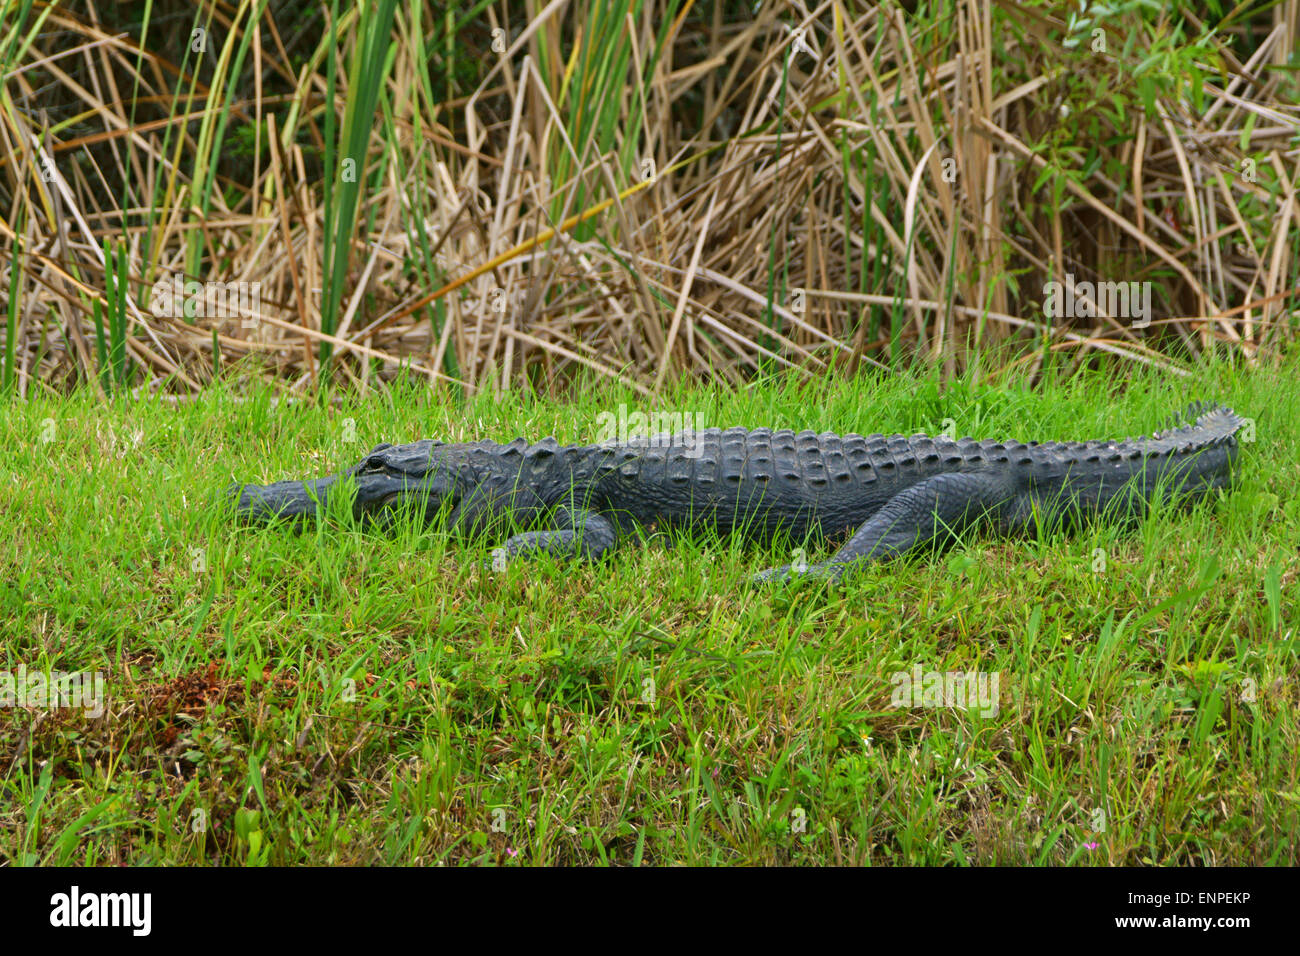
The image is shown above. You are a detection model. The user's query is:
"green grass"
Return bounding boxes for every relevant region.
[2,359,1297,865]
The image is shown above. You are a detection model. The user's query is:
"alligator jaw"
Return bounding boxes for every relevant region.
[231,471,450,525]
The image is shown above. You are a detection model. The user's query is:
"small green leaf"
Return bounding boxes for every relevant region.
[1239,112,1257,152]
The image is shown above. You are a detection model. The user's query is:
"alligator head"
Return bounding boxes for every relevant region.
[231,440,487,529]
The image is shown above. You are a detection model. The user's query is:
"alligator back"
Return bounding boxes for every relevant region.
[587,426,1025,540]
[582,404,1244,540]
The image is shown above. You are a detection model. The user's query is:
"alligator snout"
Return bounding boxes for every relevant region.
[230,476,339,523]
[230,468,450,525]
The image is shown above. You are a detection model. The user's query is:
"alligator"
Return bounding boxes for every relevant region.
[231,402,1244,583]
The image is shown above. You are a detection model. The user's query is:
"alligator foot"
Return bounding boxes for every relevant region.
[482,507,617,572]
[752,473,1022,585]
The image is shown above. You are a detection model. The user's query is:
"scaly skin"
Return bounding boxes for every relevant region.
[231,402,1244,583]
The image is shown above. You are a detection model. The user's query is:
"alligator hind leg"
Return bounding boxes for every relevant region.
[752,472,1019,584]
[491,507,617,567]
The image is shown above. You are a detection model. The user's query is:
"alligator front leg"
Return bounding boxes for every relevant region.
[489,507,618,568]
[753,472,1020,584]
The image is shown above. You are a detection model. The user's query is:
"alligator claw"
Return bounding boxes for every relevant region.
[751,564,796,585]
[750,562,845,586]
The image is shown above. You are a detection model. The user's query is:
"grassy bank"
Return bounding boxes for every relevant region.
[2,357,1297,864]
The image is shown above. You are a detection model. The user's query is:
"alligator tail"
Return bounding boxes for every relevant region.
[1156,401,1246,441]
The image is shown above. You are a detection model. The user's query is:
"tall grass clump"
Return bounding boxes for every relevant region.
[0,0,1296,399]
